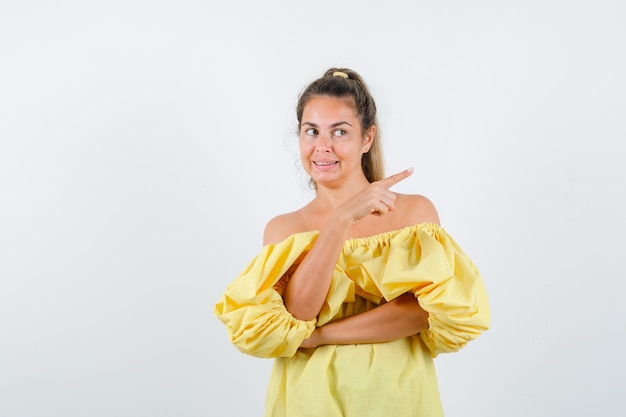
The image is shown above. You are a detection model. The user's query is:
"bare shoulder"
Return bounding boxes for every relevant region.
[395,193,441,226]
[263,210,308,246]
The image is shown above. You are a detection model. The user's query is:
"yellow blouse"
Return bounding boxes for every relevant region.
[214,223,490,417]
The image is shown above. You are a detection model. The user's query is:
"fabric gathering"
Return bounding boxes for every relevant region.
[214,222,490,417]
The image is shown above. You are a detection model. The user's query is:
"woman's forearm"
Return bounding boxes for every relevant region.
[283,213,353,321]
[302,293,429,347]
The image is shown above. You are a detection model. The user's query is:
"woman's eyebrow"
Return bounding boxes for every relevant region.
[301,121,353,127]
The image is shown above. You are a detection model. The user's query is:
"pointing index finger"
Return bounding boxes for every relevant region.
[378,167,414,189]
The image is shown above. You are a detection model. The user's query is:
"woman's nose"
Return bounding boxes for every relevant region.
[316,134,331,151]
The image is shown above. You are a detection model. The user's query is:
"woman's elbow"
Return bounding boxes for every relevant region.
[398,293,429,333]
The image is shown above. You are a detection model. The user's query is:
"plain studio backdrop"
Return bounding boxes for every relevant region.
[1,1,624,416]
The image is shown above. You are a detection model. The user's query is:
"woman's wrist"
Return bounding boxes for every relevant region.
[313,326,326,347]
[324,210,354,235]
[300,327,323,349]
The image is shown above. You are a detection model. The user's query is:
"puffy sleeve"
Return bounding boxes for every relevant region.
[213,232,319,358]
[360,224,490,357]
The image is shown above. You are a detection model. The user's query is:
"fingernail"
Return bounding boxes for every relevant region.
[407,167,414,174]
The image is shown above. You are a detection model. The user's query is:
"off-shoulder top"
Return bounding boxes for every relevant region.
[214,223,490,417]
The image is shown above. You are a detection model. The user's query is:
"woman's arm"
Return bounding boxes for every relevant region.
[280,214,352,321]
[264,210,353,321]
[299,293,429,348]
[266,170,415,321]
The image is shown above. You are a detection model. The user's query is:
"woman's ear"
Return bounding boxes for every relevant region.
[363,125,376,152]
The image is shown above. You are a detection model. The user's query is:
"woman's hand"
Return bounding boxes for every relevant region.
[338,168,414,224]
[299,329,321,349]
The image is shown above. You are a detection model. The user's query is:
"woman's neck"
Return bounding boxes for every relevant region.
[312,176,371,210]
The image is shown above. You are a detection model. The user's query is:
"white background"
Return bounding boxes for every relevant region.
[1,1,624,416]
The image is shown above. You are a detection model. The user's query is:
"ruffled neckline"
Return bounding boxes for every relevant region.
[344,222,441,246]
[282,222,442,249]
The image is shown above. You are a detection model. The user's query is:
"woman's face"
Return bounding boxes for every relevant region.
[299,96,374,188]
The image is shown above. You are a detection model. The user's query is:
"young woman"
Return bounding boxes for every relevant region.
[214,68,490,416]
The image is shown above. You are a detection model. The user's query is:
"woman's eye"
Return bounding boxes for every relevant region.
[304,128,318,136]
[333,129,347,137]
